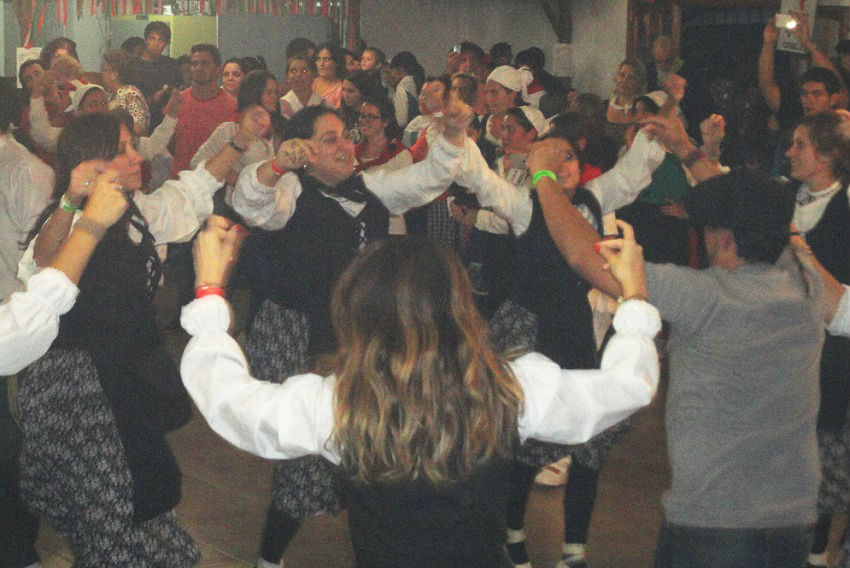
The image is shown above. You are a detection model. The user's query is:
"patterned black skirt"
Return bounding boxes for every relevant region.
[245,300,342,520]
[17,349,199,567]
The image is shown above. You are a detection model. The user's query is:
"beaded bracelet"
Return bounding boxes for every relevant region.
[73,217,107,240]
[532,169,557,186]
[195,285,226,299]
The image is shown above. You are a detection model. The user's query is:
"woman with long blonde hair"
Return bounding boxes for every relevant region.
[181,221,660,566]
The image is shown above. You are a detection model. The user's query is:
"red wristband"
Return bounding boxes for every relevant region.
[195,285,226,299]
[268,159,287,176]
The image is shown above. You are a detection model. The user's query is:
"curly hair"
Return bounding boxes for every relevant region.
[799,110,850,185]
[103,49,140,86]
[331,237,523,485]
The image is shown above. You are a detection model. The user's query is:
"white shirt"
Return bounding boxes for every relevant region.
[179,295,661,463]
[0,268,77,375]
[0,134,54,298]
[279,91,324,120]
[233,134,465,231]
[456,128,665,237]
[829,286,850,338]
[28,96,63,153]
[792,180,849,235]
[19,162,222,283]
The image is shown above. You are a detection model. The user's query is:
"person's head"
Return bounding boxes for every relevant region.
[418,76,450,115]
[489,42,513,68]
[330,237,522,484]
[548,111,595,153]
[485,66,531,115]
[19,59,44,97]
[342,70,383,110]
[285,37,316,60]
[286,55,317,94]
[651,36,674,65]
[799,67,841,116]
[836,39,850,71]
[388,51,421,88]
[613,58,647,99]
[787,111,850,187]
[343,49,361,74]
[315,42,346,82]
[49,54,82,83]
[515,47,545,75]
[285,107,354,186]
[177,54,191,87]
[102,49,139,92]
[630,92,664,121]
[358,96,399,141]
[450,72,478,107]
[360,47,385,71]
[120,36,145,57]
[67,83,109,116]
[538,127,584,197]
[190,44,222,87]
[54,112,143,200]
[222,58,245,96]
[238,70,278,114]
[143,21,171,58]
[684,169,795,265]
[239,55,266,74]
[456,41,485,75]
[501,106,544,155]
[41,37,78,69]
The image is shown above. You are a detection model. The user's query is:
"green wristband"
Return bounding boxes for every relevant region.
[532,169,557,186]
[60,194,79,213]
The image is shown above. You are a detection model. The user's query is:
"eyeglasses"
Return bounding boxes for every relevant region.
[359,113,382,122]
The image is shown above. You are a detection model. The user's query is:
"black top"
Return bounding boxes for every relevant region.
[38,203,191,521]
[510,188,603,369]
[805,189,850,431]
[256,173,389,356]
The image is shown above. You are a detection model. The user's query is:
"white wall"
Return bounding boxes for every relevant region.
[571,0,628,97]
[360,0,558,77]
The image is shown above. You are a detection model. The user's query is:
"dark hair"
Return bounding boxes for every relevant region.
[425,75,451,102]
[18,59,43,97]
[143,21,171,44]
[515,47,545,73]
[343,49,359,63]
[345,70,384,100]
[800,67,841,95]
[284,106,339,141]
[799,110,850,185]
[287,54,317,75]
[450,72,478,106]
[490,42,512,61]
[27,113,124,246]
[41,37,78,68]
[240,55,267,73]
[390,51,425,92]
[121,36,145,53]
[191,43,222,67]
[459,41,485,62]
[285,37,316,59]
[237,70,277,111]
[177,54,191,66]
[223,57,243,71]
[361,95,402,140]
[631,94,661,116]
[505,107,536,134]
[540,121,584,169]
[103,49,140,86]
[316,42,347,80]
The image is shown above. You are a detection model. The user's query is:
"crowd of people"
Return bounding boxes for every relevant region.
[1,13,850,568]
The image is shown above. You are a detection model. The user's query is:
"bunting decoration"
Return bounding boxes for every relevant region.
[15,0,358,48]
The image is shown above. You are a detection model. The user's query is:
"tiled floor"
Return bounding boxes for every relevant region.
[33,282,672,567]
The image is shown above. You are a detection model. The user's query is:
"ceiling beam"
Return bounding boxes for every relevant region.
[538,0,573,43]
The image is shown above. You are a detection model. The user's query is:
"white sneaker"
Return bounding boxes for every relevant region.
[534,455,571,486]
[256,558,282,568]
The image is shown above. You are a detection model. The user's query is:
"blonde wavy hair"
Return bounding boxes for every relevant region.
[331,238,524,485]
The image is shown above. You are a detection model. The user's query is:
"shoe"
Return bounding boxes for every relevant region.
[506,528,532,567]
[534,456,571,486]
[555,558,587,568]
[256,558,282,568]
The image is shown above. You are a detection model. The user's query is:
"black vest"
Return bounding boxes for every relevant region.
[28,203,191,521]
[510,188,603,369]
[805,189,850,431]
[258,173,389,356]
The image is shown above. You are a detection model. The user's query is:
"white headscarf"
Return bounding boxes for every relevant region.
[486,65,534,101]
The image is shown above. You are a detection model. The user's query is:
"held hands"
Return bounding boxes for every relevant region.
[79,170,130,228]
[192,215,247,289]
[639,113,693,157]
[595,220,648,300]
[661,73,687,107]
[68,160,107,205]
[273,138,316,171]
[439,96,474,147]
[527,137,569,176]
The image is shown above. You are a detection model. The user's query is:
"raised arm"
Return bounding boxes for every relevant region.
[758,18,782,114]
